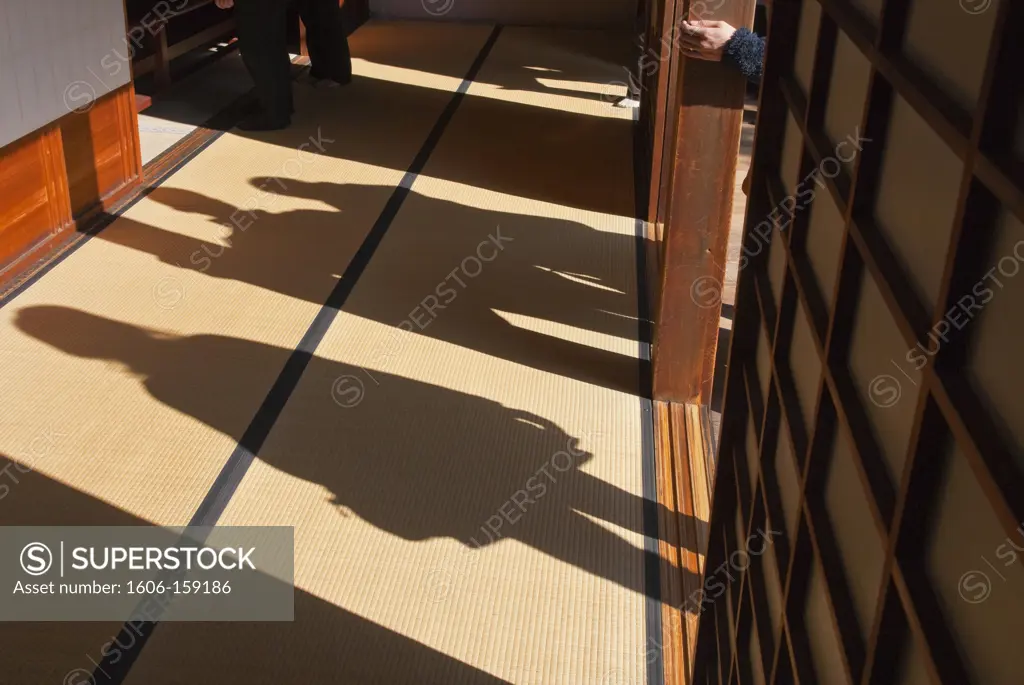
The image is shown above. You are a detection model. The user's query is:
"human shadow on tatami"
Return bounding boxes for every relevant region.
[221,70,636,217]
[0,456,513,685]
[351,24,636,103]
[96,183,647,394]
[16,307,705,600]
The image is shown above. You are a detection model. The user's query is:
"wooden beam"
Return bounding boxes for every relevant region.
[652,0,757,404]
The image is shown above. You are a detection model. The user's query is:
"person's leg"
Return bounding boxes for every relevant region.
[235,0,291,129]
[234,0,267,101]
[297,0,328,79]
[265,0,293,117]
[329,1,353,83]
[310,0,352,84]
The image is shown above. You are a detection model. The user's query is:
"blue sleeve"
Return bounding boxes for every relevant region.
[722,28,766,84]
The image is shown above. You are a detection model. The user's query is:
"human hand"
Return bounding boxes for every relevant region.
[215,0,234,9]
[679,20,737,62]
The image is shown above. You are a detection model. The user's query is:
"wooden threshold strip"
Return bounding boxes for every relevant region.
[655,399,717,685]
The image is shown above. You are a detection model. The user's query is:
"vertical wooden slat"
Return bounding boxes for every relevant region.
[657,400,689,685]
[670,403,703,674]
[40,127,74,237]
[122,0,144,183]
[653,0,688,250]
[686,403,712,565]
[642,0,675,226]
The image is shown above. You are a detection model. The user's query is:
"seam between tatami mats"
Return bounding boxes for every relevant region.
[634,106,665,685]
[86,24,505,685]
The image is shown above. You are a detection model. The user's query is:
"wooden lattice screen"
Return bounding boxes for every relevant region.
[698,0,1024,683]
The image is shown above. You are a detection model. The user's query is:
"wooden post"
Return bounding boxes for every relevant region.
[651,0,757,405]
[153,24,172,89]
[299,17,309,57]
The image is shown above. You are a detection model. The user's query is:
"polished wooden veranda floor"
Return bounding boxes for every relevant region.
[0,21,654,685]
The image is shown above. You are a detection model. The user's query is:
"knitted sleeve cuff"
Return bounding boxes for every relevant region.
[722,27,766,84]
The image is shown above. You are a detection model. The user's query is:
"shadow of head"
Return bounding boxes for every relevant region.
[15,305,161,370]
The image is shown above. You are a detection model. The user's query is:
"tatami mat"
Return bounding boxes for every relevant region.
[137,52,253,166]
[0,20,646,685]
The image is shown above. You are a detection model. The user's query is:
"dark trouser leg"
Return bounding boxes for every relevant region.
[235,0,292,121]
[296,0,324,75]
[300,0,352,82]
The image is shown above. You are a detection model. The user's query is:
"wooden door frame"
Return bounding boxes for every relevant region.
[644,0,758,405]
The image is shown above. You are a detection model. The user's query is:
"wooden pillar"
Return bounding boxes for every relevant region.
[299,17,310,57]
[651,0,757,404]
[152,25,172,89]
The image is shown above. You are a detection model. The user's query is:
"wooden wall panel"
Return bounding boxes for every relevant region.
[61,87,143,218]
[0,129,72,268]
[0,83,141,277]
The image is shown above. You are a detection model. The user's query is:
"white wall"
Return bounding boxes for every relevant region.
[0,0,132,149]
[370,0,637,27]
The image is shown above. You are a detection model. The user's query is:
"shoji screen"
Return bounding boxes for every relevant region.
[0,0,131,148]
[698,0,1024,683]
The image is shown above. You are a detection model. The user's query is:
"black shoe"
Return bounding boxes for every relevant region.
[321,76,351,90]
[237,112,291,131]
[308,71,351,89]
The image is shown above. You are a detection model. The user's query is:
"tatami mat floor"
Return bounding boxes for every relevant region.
[0,20,651,685]
[137,51,254,166]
